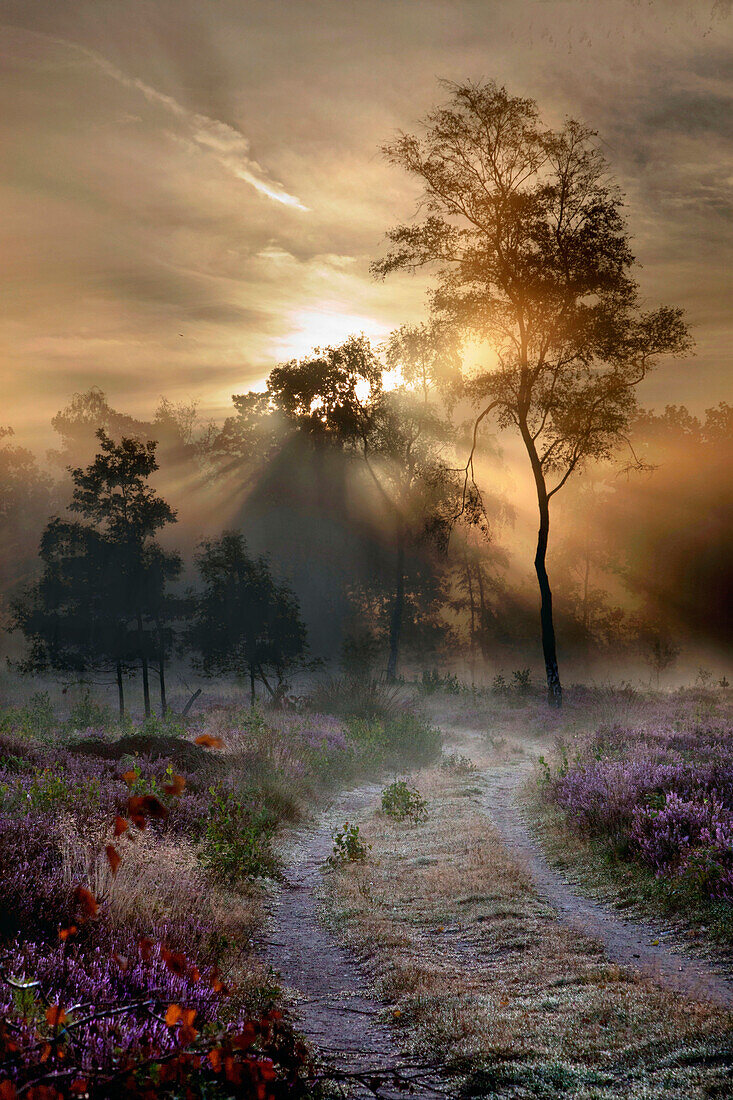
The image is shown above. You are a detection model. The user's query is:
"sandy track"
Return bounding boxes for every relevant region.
[264,782,447,1099]
[479,756,733,1009]
[263,723,732,1096]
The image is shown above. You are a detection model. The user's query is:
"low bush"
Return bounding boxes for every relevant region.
[200,784,280,883]
[440,753,478,775]
[540,697,733,903]
[327,821,370,866]
[381,779,428,822]
[306,674,404,722]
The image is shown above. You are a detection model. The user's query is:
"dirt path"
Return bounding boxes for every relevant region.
[264,782,447,1098]
[264,723,732,1095]
[474,749,733,1010]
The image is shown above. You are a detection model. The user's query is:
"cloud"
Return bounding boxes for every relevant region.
[8,27,309,211]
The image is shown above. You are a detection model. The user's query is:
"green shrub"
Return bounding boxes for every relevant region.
[327,821,370,866]
[381,779,427,822]
[378,712,441,766]
[307,675,403,722]
[201,784,279,883]
[420,669,462,695]
[66,689,113,732]
[512,668,532,695]
[19,692,56,738]
[440,753,478,776]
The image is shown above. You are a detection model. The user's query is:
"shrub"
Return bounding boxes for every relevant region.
[381,779,427,822]
[200,784,279,883]
[18,691,56,738]
[307,675,403,722]
[512,668,532,695]
[347,712,441,767]
[440,753,478,776]
[631,791,733,901]
[420,669,462,695]
[66,689,113,733]
[327,820,370,866]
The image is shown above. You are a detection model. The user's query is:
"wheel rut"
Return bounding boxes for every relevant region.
[479,757,733,1009]
[263,782,447,1099]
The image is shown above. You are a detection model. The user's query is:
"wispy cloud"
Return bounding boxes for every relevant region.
[14,28,309,211]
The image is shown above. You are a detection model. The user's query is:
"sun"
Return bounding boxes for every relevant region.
[274,303,390,360]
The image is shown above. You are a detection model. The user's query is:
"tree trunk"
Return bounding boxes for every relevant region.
[116,661,125,721]
[182,688,202,717]
[156,623,167,715]
[534,488,562,707]
[158,657,167,716]
[474,564,491,663]
[249,664,256,708]
[464,552,476,679]
[581,540,592,675]
[520,421,563,708]
[136,612,151,718]
[386,523,406,682]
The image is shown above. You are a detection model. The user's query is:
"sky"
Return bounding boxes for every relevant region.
[0,0,731,450]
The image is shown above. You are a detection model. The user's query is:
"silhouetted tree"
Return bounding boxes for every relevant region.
[188,532,308,705]
[68,430,179,716]
[12,519,137,716]
[16,430,180,717]
[374,80,691,705]
[0,427,52,633]
[267,335,487,679]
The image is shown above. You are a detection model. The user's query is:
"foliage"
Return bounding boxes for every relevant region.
[200,784,280,884]
[540,703,733,903]
[306,675,403,722]
[188,532,308,703]
[439,753,478,776]
[381,779,428,822]
[12,430,181,718]
[66,690,114,733]
[420,669,462,695]
[374,79,691,704]
[327,821,370,866]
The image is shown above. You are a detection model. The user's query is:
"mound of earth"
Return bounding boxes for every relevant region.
[69,733,210,771]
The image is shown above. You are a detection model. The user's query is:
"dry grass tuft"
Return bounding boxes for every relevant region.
[59,817,262,961]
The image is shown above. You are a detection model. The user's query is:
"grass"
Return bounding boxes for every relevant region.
[529,793,733,960]
[322,755,733,1098]
[0,685,442,1096]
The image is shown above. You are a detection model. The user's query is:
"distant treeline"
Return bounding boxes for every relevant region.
[1,351,731,711]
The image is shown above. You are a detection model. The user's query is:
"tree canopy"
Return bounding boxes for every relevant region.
[374,80,691,703]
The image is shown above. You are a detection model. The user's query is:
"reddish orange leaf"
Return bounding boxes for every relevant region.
[163,774,186,796]
[113,815,128,836]
[45,1005,67,1028]
[208,1049,222,1072]
[122,769,137,787]
[161,947,187,977]
[164,1004,183,1027]
[59,925,77,941]
[179,1023,198,1045]
[69,1081,88,1096]
[73,886,98,919]
[127,796,148,830]
[194,734,224,749]
[0,1081,17,1099]
[105,844,121,875]
[258,1058,277,1082]
[139,936,154,962]
[142,794,169,819]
